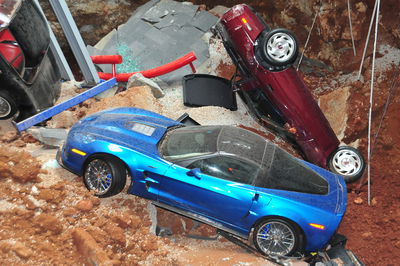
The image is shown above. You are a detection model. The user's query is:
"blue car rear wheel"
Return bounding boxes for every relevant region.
[83,155,126,198]
[253,218,301,257]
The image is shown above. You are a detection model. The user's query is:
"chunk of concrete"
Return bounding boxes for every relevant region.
[27,127,68,147]
[127,73,165,98]
[319,86,350,141]
[190,10,219,32]
[141,0,179,23]
[72,228,114,265]
[209,5,230,17]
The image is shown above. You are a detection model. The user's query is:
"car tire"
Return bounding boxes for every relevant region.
[258,28,298,70]
[253,217,301,257]
[328,146,365,183]
[0,90,18,120]
[83,154,126,198]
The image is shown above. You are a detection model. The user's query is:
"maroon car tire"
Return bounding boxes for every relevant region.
[258,28,298,70]
[328,146,365,183]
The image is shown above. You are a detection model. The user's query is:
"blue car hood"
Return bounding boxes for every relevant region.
[72,108,181,157]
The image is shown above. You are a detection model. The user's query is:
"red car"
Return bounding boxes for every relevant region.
[215,4,364,182]
[0,0,61,121]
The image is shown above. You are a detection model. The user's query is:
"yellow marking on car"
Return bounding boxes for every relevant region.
[309,223,325,230]
[241,17,248,24]
[71,148,87,156]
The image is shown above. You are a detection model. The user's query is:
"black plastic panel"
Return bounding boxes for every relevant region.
[183,74,237,111]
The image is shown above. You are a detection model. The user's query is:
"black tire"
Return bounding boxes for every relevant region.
[83,154,126,198]
[253,217,302,257]
[328,146,365,183]
[258,28,298,69]
[0,90,18,120]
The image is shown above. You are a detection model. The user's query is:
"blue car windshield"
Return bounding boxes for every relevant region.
[160,126,266,164]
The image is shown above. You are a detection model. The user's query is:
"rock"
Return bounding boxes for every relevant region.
[141,237,158,251]
[63,207,78,216]
[72,228,114,265]
[209,5,230,17]
[104,223,126,246]
[34,213,63,234]
[38,188,64,204]
[25,199,37,210]
[12,242,33,259]
[112,213,131,229]
[362,232,373,239]
[354,197,363,205]
[371,197,378,206]
[130,215,143,230]
[319,87,350,140]
[31,185,39,195]
[76,200,94,212]
[127,73,165,98]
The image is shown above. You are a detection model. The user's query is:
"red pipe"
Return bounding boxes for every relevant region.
[95,51,197,82]
[91,55,123,64]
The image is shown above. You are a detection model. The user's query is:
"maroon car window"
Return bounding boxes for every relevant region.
[257,146,329,195]
[188,156,258,185]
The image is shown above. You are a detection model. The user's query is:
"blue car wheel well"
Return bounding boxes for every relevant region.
[81,152,132,178]
[252,215,307,251]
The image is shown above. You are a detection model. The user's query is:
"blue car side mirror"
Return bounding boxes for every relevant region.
[187,168,202,179]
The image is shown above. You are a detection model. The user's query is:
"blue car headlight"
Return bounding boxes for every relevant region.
[72,132,96,144]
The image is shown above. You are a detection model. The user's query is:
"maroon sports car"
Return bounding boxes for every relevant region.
[214,4,364,182]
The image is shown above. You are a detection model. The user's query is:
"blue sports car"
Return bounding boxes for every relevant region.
[57,107,347,257]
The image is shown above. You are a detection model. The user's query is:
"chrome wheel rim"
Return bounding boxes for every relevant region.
[256,221,295,256]
[84,159,112,195]
[332,149,362,176]
[0,96,11,118]
[266,32,295,63]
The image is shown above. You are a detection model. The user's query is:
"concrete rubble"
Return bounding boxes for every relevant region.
[87,0,219,84]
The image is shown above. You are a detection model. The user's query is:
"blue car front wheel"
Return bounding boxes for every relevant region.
[83,155,126,198]
[253,218,301,257]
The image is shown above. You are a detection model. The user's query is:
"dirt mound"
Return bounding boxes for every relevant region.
[0,144,42,183]
[48,85,161,128]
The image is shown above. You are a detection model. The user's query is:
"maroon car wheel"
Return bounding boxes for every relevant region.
[259,28,298,69]
[328,146,365,183]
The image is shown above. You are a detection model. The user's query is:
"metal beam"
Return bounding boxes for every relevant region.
[48,0,100,84]
[33,0,74,81]
[15,78,117,132]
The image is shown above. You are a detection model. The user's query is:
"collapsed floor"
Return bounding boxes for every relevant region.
[1,0,400,265]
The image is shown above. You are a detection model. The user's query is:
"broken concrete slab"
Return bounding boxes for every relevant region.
[27,127,68,147]
[127,73,165,98]
[89,0,219,84]
[141,0,180,23]
[118,18,154,46]
[154,12,193,29]
[190,10,219,32]
[128,0,161,23]
[94,29,118,51]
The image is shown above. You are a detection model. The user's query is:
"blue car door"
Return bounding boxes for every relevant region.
[129,157,172,201]
[158,155,258,229]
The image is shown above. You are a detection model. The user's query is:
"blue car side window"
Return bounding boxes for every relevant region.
[188,156,258,185]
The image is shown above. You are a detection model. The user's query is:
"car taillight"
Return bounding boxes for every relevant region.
[241,17,252,31]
